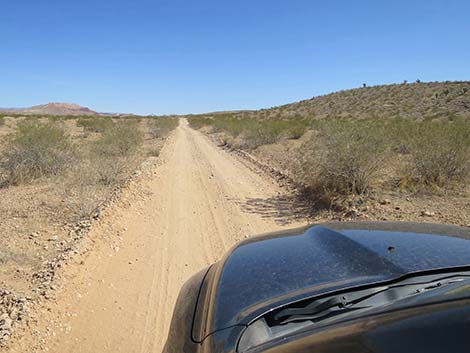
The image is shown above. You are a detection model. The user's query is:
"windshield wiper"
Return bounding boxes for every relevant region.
[272,275,469,325]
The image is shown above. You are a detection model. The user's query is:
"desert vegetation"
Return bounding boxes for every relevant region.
[0,115,178,297]
[239,81,470,121]
[300,118,470,205]
[402,120,470,187]
[298,119,389,205]
[0,121,75,186]
[189,114,309,149]
[77,116,115,133]
[188,81,470,207]
[147,116,179,140]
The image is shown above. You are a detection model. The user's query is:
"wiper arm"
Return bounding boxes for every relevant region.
[273,286,388,325]
[272,275,470,325]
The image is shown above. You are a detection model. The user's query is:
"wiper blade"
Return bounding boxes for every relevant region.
[272,275,470,325]
[273,286,388,325]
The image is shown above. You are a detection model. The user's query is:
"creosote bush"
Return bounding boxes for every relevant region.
[0,121,74,186]
[299,119,388,206]
[92,121,143,157]
[91,121,144,185]
[404,120,470,187]
[147,117,179,139]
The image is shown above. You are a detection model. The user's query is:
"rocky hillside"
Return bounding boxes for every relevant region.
[247,81,470,121]
[0,103,98,116]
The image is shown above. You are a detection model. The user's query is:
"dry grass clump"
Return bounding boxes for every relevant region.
[0,116,5,126]
[0,121,75,186]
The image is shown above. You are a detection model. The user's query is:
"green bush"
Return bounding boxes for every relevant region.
[0,121,74,185]
[299,119,388,204]
[90,121,144,185]
[92,121,143,158]
[404,120,470,187]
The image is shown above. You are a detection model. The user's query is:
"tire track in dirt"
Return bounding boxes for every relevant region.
[7,119,306,353]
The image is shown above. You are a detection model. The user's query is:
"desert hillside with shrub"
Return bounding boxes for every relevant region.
[245,81,470,120]
[188,81,470,226]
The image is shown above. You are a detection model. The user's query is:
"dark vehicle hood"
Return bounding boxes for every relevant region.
[193,222,470,341]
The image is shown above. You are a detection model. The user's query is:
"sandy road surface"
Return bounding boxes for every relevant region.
[8,119,305,353]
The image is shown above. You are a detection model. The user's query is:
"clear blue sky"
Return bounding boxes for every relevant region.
[1,0,469,115]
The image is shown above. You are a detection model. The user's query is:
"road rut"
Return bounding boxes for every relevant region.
[8,119,305,353]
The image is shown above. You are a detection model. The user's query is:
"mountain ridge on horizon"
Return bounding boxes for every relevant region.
[0,102,99,116]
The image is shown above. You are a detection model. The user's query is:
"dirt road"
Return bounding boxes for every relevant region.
[8,119,305,353]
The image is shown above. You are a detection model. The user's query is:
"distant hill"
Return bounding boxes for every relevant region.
[0,103,98,116]
[241,81,470,121]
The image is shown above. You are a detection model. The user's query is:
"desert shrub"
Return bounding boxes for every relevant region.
[0,121,74,186]
[47,115,62,123]
[90,121,143,185]
[240,121,280,148]
[403,120,470,187]
[93,157,131,185]
[0,248,34,265]
[46,115,77,123]
[187,116,213,130]
[299,119,388,204]
[148,148,160,157]
[147,117,179,139]
[285,119,310,139]
[241,119,310,148]
[92,121,143,158]
[188,115,310,149]
[77,117,114,133]
[0,116,5,126]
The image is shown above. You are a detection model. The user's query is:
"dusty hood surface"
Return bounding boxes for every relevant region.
[194,222,470,340]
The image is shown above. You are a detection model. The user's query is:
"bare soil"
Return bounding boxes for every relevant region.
[4,119,306,353]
